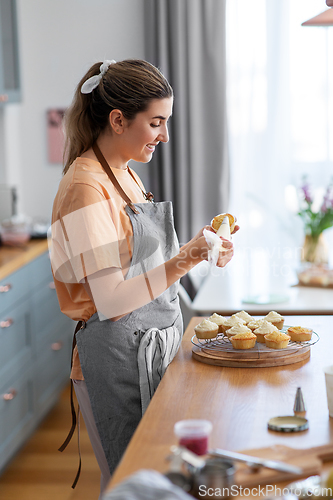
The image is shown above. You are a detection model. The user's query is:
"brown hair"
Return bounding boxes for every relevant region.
[63,59,173,173]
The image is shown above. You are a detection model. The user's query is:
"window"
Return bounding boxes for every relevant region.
[226,0,333,271]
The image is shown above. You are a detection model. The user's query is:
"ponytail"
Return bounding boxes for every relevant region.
[63,63,108,173]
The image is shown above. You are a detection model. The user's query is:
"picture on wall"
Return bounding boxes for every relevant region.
[47,108,66,164]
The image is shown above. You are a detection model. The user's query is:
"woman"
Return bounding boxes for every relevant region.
[49,59,235,497]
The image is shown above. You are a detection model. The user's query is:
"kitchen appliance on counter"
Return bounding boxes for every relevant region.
[0,184,17,222]
[0,215,31,246]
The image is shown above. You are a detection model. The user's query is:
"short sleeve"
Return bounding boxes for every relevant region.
[49,183,124,283]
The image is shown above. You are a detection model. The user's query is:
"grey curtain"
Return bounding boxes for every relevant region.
[144,0,229,244]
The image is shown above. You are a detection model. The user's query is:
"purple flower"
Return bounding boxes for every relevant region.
[321,184,333,213]
[301,181,312,204]
[321,200,328,213]
[298,177,333,237]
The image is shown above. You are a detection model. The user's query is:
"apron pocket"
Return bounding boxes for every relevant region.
[137,325,181,415]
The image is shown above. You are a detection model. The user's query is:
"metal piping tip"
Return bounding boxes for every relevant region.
[293,387,306,414]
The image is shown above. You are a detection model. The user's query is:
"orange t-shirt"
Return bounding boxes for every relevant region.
[49,157,148,379]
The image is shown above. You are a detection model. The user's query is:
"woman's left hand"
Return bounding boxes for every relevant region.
[190,225,215,242]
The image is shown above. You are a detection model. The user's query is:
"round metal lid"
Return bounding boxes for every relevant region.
[268,415,309,432]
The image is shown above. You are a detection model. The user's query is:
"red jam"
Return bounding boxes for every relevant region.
[179,435,208,455]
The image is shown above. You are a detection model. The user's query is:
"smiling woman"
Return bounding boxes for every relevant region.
[48,58,235,499]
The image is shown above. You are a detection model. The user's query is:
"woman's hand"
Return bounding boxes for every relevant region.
[216,240,234,267]
[180,221,239,267]
[184,232,233,265]
[186,225,214,244]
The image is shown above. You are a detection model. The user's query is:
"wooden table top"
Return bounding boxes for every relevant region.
[107,315,333,491]
[0,238,48,281]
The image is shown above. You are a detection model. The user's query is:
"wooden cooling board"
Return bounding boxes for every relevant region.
[192,344,311,367]
[234,443,333,487]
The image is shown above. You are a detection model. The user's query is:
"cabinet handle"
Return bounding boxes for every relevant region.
[51,341,63,351]
[49,281,56,289]
[3,389,17,401]
[0,284,12,293]
[0,319,13,328]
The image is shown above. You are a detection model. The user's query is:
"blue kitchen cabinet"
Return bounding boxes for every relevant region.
[0,250,73,472]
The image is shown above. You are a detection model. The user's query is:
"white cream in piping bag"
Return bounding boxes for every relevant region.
[216,216,231,240]
[203,216,232,266]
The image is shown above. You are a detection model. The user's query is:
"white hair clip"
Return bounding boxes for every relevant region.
[81,59,116,94]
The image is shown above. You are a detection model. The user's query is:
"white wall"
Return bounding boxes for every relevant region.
[6,0,146,220]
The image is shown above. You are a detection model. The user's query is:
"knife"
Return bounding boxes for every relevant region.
[209,448,303,475]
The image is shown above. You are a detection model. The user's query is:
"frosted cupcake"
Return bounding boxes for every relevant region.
[230,331,257,350]
[247,318,266,332]
[226,324,253,339]
[220,316,246,334]
[263,311,285,330]
[264,331,290,349]
[208,313,227,334]
[253,320,280,343]
[194,319,219,340]
[287,326,313,342]
[232,310,254,325]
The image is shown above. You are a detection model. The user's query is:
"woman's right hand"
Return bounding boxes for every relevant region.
[185,231,234,266]
[216,240,234,267]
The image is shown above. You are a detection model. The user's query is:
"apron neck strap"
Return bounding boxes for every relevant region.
[92,142,139,214]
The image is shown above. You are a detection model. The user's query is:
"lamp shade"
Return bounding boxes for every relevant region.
[302,8,333,26]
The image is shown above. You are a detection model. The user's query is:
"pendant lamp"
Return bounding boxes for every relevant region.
[302,2,333,27]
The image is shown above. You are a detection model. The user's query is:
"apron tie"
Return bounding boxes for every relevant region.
[58,320,86,488]
[92,143,140,214]
[92,142,154,209]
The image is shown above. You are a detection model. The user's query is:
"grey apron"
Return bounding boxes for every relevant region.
[75,166,183,474]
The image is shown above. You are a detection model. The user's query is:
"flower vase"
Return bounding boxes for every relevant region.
[301,233,329,265]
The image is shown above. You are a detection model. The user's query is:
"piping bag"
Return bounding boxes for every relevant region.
[203,216,231,267]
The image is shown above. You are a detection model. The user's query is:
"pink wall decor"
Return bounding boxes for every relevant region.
[47,109,66,164]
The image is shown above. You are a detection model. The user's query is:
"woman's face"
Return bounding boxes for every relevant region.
[122,97,173,163]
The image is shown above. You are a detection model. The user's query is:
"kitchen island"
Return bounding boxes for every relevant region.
[107,315,333,492]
